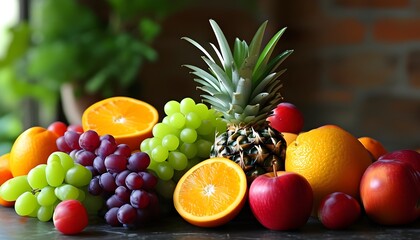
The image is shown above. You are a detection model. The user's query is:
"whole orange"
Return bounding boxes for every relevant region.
[9,127,59,177]
[285,125,372,215]
[358,136,388,161]
[0,153,14,207]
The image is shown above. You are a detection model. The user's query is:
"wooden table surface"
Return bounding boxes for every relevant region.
[0,205,418,240]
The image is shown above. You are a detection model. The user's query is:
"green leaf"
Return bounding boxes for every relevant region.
[247,21,268,65]
[209,19,234,76]
[182,37,215,63]
[253,27,287,84]
[0,23,30,67]
[202,57,234,95]
[233,38,248,69]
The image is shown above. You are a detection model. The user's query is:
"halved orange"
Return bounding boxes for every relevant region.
[173,157,247,227]
[81,96,159,151]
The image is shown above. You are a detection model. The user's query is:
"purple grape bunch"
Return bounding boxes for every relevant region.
[57,130,160,228]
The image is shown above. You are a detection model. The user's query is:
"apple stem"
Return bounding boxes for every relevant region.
[272,160,278,177]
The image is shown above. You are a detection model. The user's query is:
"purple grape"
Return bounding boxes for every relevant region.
[93,156,106,174]
[104,154,128,173]
[127,152,150,172]
[114,144,132,158]
[106,195,125,209]
[125,173,143,190]
[115,186,130,203]
[88,176,102,195]
[117,204,137,224]
[105,207,121,227]
[64,131,81,150]
[75,150,96,166]
[97,139,118,158]
[79,130,100,151]
[56,136,72,152]
[100,134,116,145]
[130,189,150,209]
[85,165,97,176]
[138,171,158,191]
[99,172,117,192]
[115,170,131,187]
[135,207,152,225]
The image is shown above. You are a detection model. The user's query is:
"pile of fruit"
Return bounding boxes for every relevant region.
[0,19,419,236]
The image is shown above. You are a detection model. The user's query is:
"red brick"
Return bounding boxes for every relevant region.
[326,52,397,87]
[318,19,365,45]
[360,94,420,150]
[374,19,420,42]
[335,0,410,8]
[407,51,420,88]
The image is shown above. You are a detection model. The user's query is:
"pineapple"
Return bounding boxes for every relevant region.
[183,19,293,181]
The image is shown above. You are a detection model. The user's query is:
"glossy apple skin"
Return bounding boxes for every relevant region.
[360,159,420,225]
[318,192,361,229]
[53,200,88,235]
[267,102,304,134]
[249,171,313,230]
[378,149,420,172]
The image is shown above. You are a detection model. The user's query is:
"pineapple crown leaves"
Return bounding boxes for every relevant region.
[182,19,293,126]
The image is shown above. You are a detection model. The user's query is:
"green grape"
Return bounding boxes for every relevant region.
[180,128,197,144]
[46,161,65,187]
[28,164,48,190]
[147,158,159,172]
[156,178,176,199]
[164,100,180,116]
[196,119,213,136]
[194,103,210,119]
[54,184,79,201]
[47,152,61,165]
[195,139,213,158]
[148,137,162,149]
[65,163,92,187]
[140,138,151,152]
[168,151,188,171]
[0,175,32,201]
[162,116,170,125]
[161,134,179,151]
[180,98,196,115]
[37,186,57,206]
[82,193,104,215]
[185,112,201,129]
[28,203,40,218]
[168,112,186,129]
[55,151,75,172]
[179,142,198,159]
[156,161,174,181]
[15,192,38,216]
[77,188,86,202]
[37,205,54,222]
[153,123,175,139]
[151,145,168,162]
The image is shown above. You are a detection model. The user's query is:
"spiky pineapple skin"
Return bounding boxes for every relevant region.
[211,123,286,182]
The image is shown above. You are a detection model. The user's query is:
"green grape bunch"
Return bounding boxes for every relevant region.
[0,152,102,222]
[140,98,226,198]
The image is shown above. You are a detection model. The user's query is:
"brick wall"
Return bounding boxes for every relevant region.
[139,0,420,151]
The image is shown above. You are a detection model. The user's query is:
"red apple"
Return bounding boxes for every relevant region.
[53,200,88,235]
[378,149,420,172]
[318,192,361,229]
[267,102,304,134]
[249,171,313,230]
[360,159,420,225]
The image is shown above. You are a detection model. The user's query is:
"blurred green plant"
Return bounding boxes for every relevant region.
[0,0,189,152]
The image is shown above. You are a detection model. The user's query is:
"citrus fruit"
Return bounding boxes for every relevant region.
[285,125,372,215]
[0,153,14,207]
[282,132,298,146]
[82,96,159,151]
[9,127,59,177]
[0,153,10,169]
[173,157,247,227]
[358,136,388,161]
